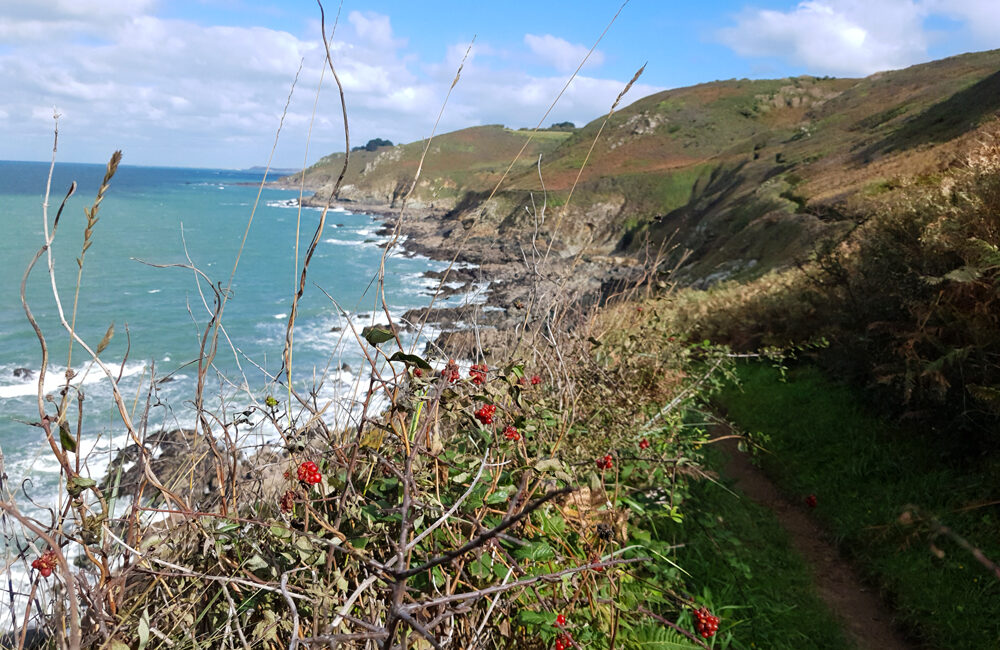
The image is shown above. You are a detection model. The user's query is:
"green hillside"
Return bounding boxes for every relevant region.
[289,48,1000,282]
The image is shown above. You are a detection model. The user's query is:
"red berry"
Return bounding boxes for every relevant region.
[502,425,520,441]
[530,374,542,385]
[297,461,322,484]
[414,368,422,377]
[805,494,818,508]
[40,567,51,578]
[469,363,488,385]
[440,359,461,382]
[474,404,496,425]
[639,438,650,450]
[556,614,566,627]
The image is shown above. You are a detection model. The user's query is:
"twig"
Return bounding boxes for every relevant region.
[636,605,711,649]
[404,557,649,612]
[397,487,572,579]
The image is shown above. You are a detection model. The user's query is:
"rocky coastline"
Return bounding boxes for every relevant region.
[281,188,648,359]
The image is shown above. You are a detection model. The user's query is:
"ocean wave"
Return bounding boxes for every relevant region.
[323,238,365,247]
[266,198,299,209]
[0,361,147,400]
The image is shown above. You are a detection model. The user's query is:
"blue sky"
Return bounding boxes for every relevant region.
[3,0,1000,168]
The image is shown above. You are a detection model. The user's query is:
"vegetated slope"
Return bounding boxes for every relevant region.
[290,49,1000,283]
[277,124,571,212]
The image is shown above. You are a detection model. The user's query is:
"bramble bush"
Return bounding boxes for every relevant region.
[6,139,738,650]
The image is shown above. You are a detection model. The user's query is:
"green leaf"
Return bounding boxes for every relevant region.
[534,458,564,473]
[245,554,269,571]
[96,322,114,354]
[67,476,97,497]
[389,351,432,370]
[622,496,646,515]
[269,524,291,539]
[363,326,394,346]
[944,266,981,283]
[513,542,555,562]
[138,611,150,650]
[59,421,77,453]
[518,610,554,626]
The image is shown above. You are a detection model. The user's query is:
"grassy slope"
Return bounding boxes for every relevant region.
[717,363,1000,649]
[284,125,570,206]
[291,49,1000,281]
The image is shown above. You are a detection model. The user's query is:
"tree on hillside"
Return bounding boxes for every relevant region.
[352,138,394,152]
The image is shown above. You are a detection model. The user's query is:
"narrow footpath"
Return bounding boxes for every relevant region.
[715,428,917,650]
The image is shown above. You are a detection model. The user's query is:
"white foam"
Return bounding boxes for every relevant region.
[323,238,365,247]
[266,198,299,209]
[0,362,146,400]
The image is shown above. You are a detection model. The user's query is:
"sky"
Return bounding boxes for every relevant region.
[3,0,1000,169]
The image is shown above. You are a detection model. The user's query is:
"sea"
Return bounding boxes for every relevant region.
[0,160,478,600]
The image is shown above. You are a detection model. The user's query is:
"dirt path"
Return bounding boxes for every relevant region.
[715,429,917,650]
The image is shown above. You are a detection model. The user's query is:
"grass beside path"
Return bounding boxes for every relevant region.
[716,362,1000,649]
[674,443,855,650]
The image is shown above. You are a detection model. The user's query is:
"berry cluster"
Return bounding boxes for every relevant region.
[31,551,57,578]
[502,424,520,441]
[474,404,496,425]
[639,438,650,450]
[531,374,542,385]
[296,461,322,485]
[413,368,423,378]
[280,490,296,513]
[805,494,818,508]
[442,359,461,383]
[555,614,566,627]
[694,607,719,638]
[595,454,614,470]
[554,633,572,650]
[469,363,488,385]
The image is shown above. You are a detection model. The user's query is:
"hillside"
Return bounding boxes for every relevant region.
[276,124,571,213]
[286,48,1000,284]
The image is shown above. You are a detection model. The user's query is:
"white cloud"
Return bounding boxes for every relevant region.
[347,11,404,51]
[925,0,1000,41]
[719,0,1000,76]
[0,6,658,167]
[718,0,928,76]
[524,34,605,73]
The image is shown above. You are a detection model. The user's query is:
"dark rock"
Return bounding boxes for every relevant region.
[13,367,33,380]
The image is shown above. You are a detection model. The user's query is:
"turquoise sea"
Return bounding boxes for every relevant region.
[0,160,468,516]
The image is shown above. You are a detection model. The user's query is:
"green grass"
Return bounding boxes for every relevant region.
[716,363,1000,649]
[673,445,855,650]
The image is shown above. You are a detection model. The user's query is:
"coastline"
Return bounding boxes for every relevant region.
[283,188,648,358]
